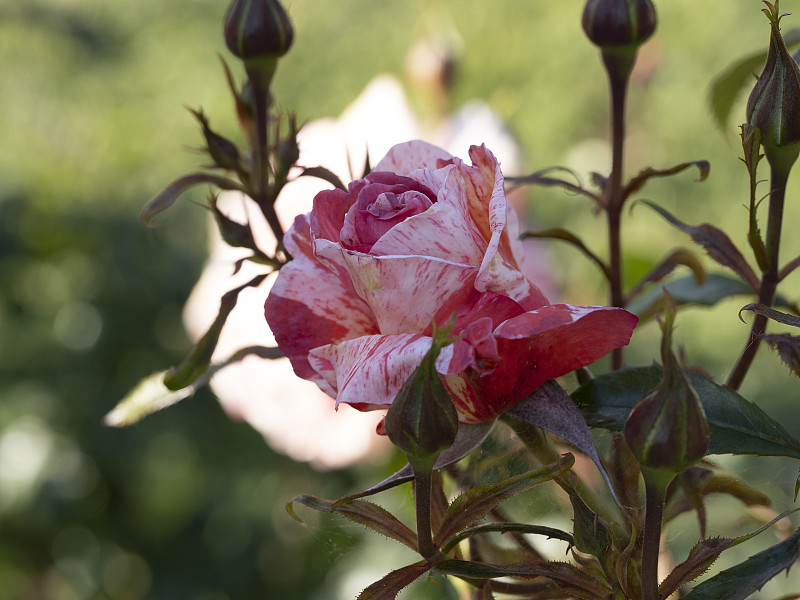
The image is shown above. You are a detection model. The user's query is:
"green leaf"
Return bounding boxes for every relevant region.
[357,561,431,600]
[287,495,418,552]
[624,248,706,306]
[520,228,609,278]
[105,345,281,426]
[627,273,750,320]
[434,454,574,547]
[141,172,243,227]
[104,371,193,427]
[163,274,267,390]
[709,28,800,133]
[681,528,800,600]
[572,365,800,459]
[432,559,612,600]
[440,522,574,555]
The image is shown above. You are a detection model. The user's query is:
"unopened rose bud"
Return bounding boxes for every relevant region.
[384,334,458,468]
[224,0,294,62]
[582,0,656,49]
[746,1,800,172]
[624,297,709,475]
[189,108,242,172]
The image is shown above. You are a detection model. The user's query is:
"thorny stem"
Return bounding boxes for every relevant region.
[727,165,789,390]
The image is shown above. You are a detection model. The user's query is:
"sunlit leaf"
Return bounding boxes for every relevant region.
[434,454,574,546]
[680,527,800,600]
[104,371,193,427]
[572,365,800,459]
[164,274,267,390]
[287,495,418,551]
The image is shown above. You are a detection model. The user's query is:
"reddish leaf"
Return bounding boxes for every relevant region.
[764,333,800,377]
[520,229,609,279]
[640,200,759,291]
[141,172,243,227]
[624,248,706,306]
[623,160,710,199]
[434,454,574,546]
[357,561,431,600]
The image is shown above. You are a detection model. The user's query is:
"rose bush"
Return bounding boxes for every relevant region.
[265,141,638,424]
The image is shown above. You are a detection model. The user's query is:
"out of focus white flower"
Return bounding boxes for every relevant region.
[184,58,535,469]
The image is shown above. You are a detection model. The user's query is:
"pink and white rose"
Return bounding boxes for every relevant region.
[265,141,637,425]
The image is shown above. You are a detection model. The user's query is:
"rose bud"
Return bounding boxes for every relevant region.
[384,330,459,467]
[581,0,656,49]
[189,108,243,172]
[624,297,709,475]
[224,0,294,63]
[746,0,800,172]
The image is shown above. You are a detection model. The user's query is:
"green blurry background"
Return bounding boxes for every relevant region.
[1,1,799,598]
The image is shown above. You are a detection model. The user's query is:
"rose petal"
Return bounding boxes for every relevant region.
[265,215,378,393]
[315,246,483,335]
[309,334,432,410]
[374,140,453,175]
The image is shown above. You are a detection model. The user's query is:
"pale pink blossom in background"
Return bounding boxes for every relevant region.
[183,74,547,469]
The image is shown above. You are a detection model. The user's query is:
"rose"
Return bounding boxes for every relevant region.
[265,141,637,424]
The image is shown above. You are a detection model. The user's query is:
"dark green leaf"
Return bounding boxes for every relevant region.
[628,273,753,320]
[141,173,243,227]
[164,274,267,390]
[572,365,800,459]
[624,248,706,306]
[357,561,430,600]
[434,454,574,546]
[287,495,418,551]
[681,528,800,600]
[339,422,494,503]
[709,28,800,133]
[639,200,759,291]
[432,559,612,600]
[520,229,609,278]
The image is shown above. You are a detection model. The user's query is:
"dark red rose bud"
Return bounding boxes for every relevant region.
[746,0,800,173]
[624,296,709,475]
[224,0,294,62]
[582,0,656,49]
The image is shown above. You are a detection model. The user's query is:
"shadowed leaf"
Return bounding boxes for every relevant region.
[432,559,612,600]
[640,201,759,290]
[357,561,431,600]
[624,248,706,306]
[680,527,800,600]
[764,333,800,376]
[440,522,574,555]
[142,173,243,226]
[623,160,710,199]
[572,365,800,459]
[505,381,618,504]
[520,229,609,278]
[297,166,347,190]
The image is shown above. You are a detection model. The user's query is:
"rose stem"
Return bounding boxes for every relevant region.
[641,470,670,600]
[727,164,789,390]
[413,468,436,560]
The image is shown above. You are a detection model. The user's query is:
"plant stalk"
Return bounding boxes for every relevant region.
[641,470,669,600]
[413,467,436,560]
[727,165,789,390]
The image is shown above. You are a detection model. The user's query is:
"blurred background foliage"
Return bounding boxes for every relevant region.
[1,0,799,598]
